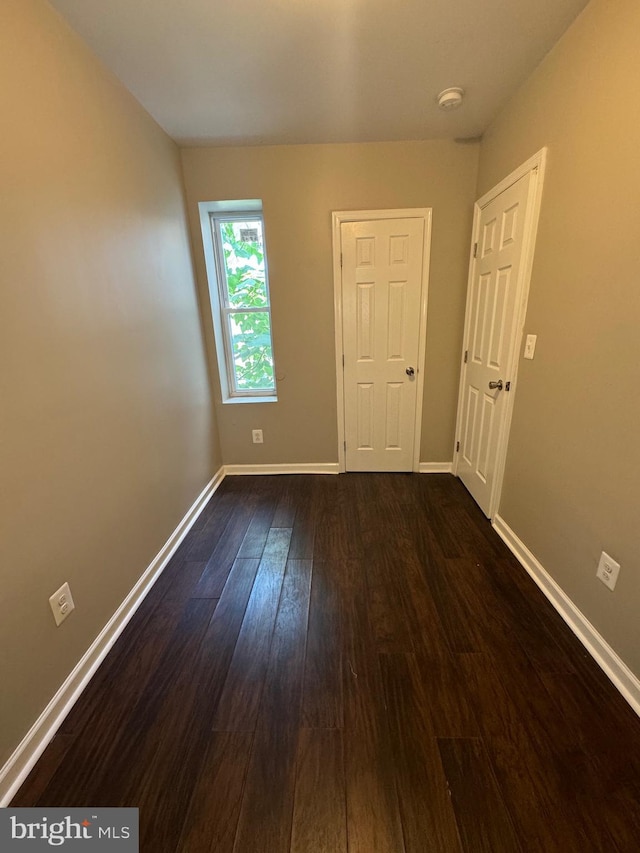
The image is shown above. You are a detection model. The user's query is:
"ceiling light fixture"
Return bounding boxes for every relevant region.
[437,87,464,110]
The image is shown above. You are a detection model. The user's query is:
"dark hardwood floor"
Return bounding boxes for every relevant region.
[12,473,640,851]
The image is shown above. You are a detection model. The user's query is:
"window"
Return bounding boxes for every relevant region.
[199,200,276,402]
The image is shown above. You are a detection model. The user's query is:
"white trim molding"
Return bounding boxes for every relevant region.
[224,463,339,476]
[493,514,640,718]
[418,462,453,474]
[0,467,226,807]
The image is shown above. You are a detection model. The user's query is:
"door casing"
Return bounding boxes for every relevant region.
[332,209,432,473]
[453,148,547,519]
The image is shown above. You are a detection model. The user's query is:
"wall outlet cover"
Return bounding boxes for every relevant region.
[596,551,621,592]
[49,581,75,626]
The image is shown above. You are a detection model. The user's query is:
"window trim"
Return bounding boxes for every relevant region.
[198,200,277,403]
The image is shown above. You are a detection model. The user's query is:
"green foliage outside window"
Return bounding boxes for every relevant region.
[220,220,275,392]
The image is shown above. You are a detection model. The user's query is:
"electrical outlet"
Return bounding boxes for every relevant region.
[596,551,621,591]
[49,581,75,626]
[252,429,263,444]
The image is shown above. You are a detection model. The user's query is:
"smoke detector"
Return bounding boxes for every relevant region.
[437,87,464,110]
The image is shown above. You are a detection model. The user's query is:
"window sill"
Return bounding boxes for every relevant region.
[221,395,278,405]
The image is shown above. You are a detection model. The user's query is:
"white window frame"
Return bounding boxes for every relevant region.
[198,199,277,403]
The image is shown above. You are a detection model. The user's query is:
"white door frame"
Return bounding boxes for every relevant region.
[332,208,432,473]
[453,148,547,518]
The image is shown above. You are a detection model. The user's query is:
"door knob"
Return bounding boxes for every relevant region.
[488,379,503,391]
[406,367,415,377]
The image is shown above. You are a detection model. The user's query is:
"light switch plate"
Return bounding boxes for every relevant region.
[524,334,537,360]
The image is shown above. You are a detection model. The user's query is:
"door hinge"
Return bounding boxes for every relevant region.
[456,441,460,452]
[342,354,344,368]
[464,350,468,364]
[344,440,347,451]
[340,253,343,268]
[505,381,511,391]
[473,242,478,259]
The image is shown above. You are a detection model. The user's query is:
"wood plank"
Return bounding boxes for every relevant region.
[355,475,450,661]
[445,495,504,562]
[314,476,362,561]
[437,737,521,852]
[271,474,299,527]
[136,553,194,609]
[256,559,312,729]
[379,653,462,853]
[121,559,260,851]
[355,473,418,560]
[288,477,317,559]
[458,652,594,852]
[471,645,633,851]
[301,560,343,729]
[262,525,293,563]
[341,560,405,853]
[540,670,640,788]
[432,557,547,670]
[185,492,235,561]
[231,725,297,853]
[365,549,416,653]
[194,558,262,703]
[290,728,347,853]
[420,558,485,654]
[121,556,262,851]
[212,529,291,731]
[176,732,253,853]
[539,671,640,849]
[151,559,208,606]
[412,653,479,738]
[428,504,466,559]
[413,477,466,563]
[476,556,577,675]
[236,501,277,559]
[394,552,452,662]
[193,494,260,597]
[231,560,312,853]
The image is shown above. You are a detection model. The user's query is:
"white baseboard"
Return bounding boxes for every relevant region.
[418,462,453,474]
[0,466,226,807]
[492,514,640,717]
[224,463,339,475]
[225,462,449,476]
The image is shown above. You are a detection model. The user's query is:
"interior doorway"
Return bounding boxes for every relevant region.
[454,149,547,517]
[333,209,432,472]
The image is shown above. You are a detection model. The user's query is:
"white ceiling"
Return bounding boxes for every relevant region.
[49,0,589,147]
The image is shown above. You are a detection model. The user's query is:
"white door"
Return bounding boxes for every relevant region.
[340,216,427,472]
[456,168,538,516]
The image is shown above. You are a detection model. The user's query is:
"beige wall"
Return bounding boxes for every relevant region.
[0,0,219,767]
[478,0,640,676]
[181,140,479,465]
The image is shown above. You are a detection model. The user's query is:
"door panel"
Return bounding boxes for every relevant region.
[341,218,425,472]
[457,171,534,514]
